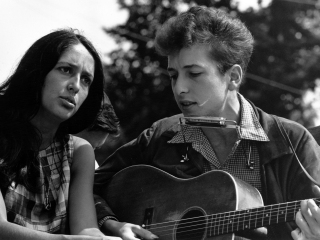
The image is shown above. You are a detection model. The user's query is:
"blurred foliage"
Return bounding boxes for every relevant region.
[95,0,320,162]
[240,0,320,125]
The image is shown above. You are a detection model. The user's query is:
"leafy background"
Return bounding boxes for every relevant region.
[96,0,320,163]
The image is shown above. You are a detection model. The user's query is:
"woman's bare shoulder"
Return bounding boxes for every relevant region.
[72,135,91,149]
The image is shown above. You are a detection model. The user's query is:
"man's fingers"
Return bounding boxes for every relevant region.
[103,237,122,240]
[304,199,320,236]
[291,228,302,240]
[132,225,158,239]
[307,199,320,223]
[296,201,311,234]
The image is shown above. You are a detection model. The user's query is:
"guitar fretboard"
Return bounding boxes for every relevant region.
[207,199,319,237]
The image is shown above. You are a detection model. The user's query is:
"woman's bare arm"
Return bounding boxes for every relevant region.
[0,189,107,240]
[69,136,121,240]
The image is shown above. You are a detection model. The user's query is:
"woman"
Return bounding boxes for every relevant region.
[0,29,120,240]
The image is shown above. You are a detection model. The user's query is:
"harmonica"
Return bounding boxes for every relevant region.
[180,116,238,128]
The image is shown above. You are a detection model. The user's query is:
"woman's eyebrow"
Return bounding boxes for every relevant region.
[57,61,94,78]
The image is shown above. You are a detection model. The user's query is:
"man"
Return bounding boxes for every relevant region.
[75,93,120,168]
[94,6,320,240]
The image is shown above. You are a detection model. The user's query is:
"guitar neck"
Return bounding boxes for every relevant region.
[208,198,319,236]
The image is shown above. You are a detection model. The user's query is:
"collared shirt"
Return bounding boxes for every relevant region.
[4,135,73,233]
[168,94,269,192]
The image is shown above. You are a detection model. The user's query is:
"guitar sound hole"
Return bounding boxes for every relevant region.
[176,209,206,240]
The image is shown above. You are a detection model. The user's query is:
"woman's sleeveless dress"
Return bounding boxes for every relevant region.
[4,135,73,233]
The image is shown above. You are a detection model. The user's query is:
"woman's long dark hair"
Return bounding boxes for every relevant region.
[0,29,104,193]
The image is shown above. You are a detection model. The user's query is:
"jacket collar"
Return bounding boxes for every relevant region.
[246,100,292,164]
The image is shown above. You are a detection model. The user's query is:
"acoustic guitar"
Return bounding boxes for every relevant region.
[100,165,307,240]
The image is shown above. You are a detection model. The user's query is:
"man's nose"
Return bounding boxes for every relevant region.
[174,75,188,95]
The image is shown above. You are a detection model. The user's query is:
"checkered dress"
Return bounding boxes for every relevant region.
[168,94,269,192]
[4,135,73,233]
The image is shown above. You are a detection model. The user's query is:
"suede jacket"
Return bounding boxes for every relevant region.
[94,102,320,240]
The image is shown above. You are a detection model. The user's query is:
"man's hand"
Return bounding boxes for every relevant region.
[77,227,122,240]
[102,220,158,240]
[292,199,320,240]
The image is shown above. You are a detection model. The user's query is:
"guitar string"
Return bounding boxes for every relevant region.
[151,224,235,239]
[142,200,320,236]
[145,205,301,232]
[148,206,297,236]
[149,219,264,239]
[154,225,227,240]
[147,212,286,237]
[143,204,316,240]
[144,202,303,228]
[146,205,300,239]
[151,204,312,240]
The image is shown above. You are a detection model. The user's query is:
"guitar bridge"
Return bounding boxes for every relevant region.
[142,207,154,229]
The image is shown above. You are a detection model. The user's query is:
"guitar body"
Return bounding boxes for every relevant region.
[101,165,264,240]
